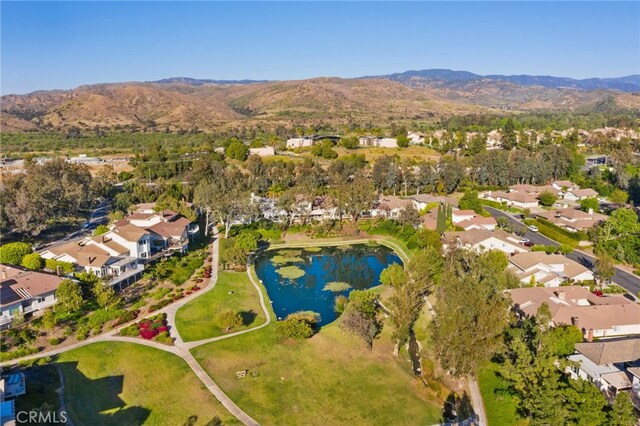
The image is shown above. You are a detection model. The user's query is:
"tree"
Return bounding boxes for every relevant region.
[340,307,380,349]
[430,250,510,377]
[415,228,442,251]
[41,309,57,335]
[92,281,120,309]
[339,136,359,149]
[276,311,319,339]
[538,191,557,207]
[594,253,615,287]
[333,173,376,224]
[610,189,629,204]
[216,310,243,332]
[608,392,638,426]
[194,170,254,238]
[398,204,420,227]
[235,232,259,253]
[225,141,249,161]
[459,191,483,213]
[94,224,109,236]
[0,242,32,265]
[501,118,517,150]
[55,279,84,314]
[21,253,44,270]
[579,197,599,213]
[396,134,410,148]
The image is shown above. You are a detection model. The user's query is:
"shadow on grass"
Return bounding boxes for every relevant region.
[183,415,223,426]
[56,360,151,425]
[240,310,257,326]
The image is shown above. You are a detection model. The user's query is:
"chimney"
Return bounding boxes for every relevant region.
[557,290,566,301]
[56,265,62,276]
[588,208,593,215]
[571,316,579,328]
[1,270,6,280]
[587,329,594,342]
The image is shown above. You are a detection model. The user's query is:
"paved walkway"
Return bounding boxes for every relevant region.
[468,378,488,426]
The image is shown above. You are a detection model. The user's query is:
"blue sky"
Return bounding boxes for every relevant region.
[1,1,639,94]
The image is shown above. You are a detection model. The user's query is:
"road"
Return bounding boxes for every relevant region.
[484,206,640,295]
[40,199,111,250]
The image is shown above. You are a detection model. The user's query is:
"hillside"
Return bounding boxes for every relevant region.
[2,71,639,132]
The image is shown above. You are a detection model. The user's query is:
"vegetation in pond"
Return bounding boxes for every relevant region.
[337,244,354,250]
[303,247,322,252]
[270,255,304,265]
[277,249,303,257]
[275,265,306,279]
[323,282,352,292]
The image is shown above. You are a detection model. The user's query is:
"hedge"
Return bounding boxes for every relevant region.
[535,218,586,241]
[530,220,579,248]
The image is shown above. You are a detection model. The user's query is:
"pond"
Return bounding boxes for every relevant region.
[254,244,402,326]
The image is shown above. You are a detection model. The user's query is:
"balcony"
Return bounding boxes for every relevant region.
[108,264,145,286]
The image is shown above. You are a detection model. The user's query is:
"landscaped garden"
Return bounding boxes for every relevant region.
[0,240,211,362]
[175,271,266,342]
[54,342,239,425]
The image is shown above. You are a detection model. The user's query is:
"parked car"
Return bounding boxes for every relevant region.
[521,241,534,247]
[528,225,539,232]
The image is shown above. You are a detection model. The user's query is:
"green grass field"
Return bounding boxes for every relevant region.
[191,320,442,426]
[56,342,239,426]
[175,271,266,342]
[477,363,524,426]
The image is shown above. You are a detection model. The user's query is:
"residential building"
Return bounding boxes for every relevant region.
[407,131,425,144]
[507,286,640,339]
[358,136,398,148]
[371,196,412,219]
[567,337,640,401]
[508,252,594,287]
[410,194,459,210]
[40,241,143,288]
[442,228,529,255]
[249,146,275,157]
[481,190,539,209]
[286,137,315,148]
[1,372,26,426]
[534,208,607,232]
[0,265,64,329]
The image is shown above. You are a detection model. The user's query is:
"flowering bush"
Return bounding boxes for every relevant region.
[140,328,158,340]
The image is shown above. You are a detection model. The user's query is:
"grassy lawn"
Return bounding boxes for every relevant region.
[55,342,239,426]
[335,146,440,163]
[191,320,442,426]
[477,363,524,426]
[176,271,266,342]
[15,365,62,418]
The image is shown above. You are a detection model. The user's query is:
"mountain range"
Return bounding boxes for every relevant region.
[2,69,639,132]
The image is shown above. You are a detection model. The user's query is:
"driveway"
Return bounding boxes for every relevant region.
[484,206,640,295]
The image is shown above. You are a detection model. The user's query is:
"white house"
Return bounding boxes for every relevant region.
[371,196,412,219]
[1,265,64,329]
[481,190,539,209]
[442,229,528,255]
[249,146,275,157]
[507,252,594,287]
[358,136,398,148]
[567,338,640,398]
[407,132,425,144]
[286,137,315,149]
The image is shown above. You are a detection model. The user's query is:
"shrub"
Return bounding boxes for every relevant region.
[44,259,74,274]
[48,337,61,345]
[216,310,243,331]
[119,324,140,337]
[153,331,174,345]
[0,346,39,362]
[0,242,32,265]
[21,253,44,270]
[334,295,349,314]
[76,327,89,341]
[276,317,315,340]
[140,328,158,340]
